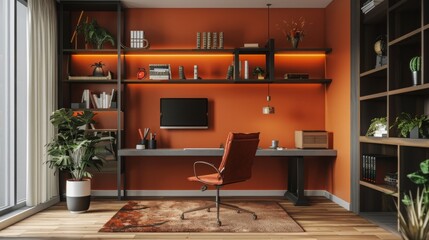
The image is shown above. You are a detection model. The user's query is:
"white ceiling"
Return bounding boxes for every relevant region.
[121,0,334,8]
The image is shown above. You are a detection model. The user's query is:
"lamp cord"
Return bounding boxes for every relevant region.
[267,3,271,40]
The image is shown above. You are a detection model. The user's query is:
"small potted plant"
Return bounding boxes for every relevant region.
[391,112,429,139]
[398,159,429,240]
[410,56,421,86]
[77,19,115,49]
[46,108,113,213]
[91,61,105,76]
[366,117,387,137]
[253,67,265,79]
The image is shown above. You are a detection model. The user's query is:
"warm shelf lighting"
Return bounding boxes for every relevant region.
[276,53,326,57]
[125,54,233,57]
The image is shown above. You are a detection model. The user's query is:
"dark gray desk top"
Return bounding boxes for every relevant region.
[118,148,337,157]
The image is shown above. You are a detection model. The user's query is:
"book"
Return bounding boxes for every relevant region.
[361,154,396,185]
[149,64,171,80]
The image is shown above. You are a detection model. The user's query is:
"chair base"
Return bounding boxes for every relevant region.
[180,188,257,226]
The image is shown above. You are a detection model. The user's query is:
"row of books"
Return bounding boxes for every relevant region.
[82,89,116,109]
[361,153,396,185]
[130,30,145,48]
[149,64,172,80]
[361,0,384,14]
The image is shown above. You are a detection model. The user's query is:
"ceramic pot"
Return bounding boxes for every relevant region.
[93,66,104,76]
[66,179,91,213]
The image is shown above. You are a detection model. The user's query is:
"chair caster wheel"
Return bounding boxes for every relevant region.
[217,220,222,226]
[253,214,257,220]
[180,214,184,220]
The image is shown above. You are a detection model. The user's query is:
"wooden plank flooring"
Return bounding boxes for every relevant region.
[0,197,400,239]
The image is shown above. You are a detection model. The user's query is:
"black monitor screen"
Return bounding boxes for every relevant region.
[160,98,208,129]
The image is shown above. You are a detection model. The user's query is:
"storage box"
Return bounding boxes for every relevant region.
[295,130,329,149]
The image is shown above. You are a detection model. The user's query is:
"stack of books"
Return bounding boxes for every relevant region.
[130,30,145,48]
[361,153,396,186]
[361,0,384,14]
[149,64,171,80]
[81,89,116,109]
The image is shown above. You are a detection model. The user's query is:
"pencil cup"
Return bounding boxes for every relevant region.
[149,140,157,149]
[142,139,149,149]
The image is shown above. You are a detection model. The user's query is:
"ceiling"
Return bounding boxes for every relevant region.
[121,0,334,8]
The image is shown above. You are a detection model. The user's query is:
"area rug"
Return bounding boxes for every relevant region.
[99,200,304,232]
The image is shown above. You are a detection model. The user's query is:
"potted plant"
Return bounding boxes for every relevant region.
[398,188,429,240]
[410,56,421,86]
[366,117,387,137]
[391,112,429,139]
[46,108,113,213]
[276,17,306,48]
[91,61,105,76]
[398,159,429,240]
[253,67,265,79]
[77,19,115,49]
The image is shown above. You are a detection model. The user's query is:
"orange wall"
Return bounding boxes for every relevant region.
[325,0,351,202]
[87,8,337,191]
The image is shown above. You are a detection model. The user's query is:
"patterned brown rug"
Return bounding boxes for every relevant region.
[99,200,304,232]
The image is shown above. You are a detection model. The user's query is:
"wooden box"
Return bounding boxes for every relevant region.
[295,130,329,149]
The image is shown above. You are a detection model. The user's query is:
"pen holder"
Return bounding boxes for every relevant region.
[142,139,149,149]
[148,139,157,149]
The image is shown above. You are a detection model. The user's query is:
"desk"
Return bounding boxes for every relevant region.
[117,148,337,205]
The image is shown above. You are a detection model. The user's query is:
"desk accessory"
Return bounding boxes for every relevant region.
[295,130,328,149]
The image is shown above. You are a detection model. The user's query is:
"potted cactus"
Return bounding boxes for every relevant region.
[410,56,421,86]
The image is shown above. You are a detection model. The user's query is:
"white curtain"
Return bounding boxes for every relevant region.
[26,0,58,206]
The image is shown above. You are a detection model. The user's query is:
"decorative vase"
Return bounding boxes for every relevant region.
[66,179,91,213]
[412,71,419,86]
[291,37,300,48]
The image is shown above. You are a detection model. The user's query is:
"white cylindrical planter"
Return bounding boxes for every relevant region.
[66,179,91,213]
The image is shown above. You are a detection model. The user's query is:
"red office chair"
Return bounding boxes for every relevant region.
[180,132,260,226]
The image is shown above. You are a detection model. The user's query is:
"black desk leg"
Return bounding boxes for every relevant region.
[117,157,122,200]
[284,156,309,206]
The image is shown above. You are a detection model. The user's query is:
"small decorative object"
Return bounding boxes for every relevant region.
[374,35,387,67]
[277,17,306,48]
[194,65,198,79]
[196,32,201,49]
[91,61,105,76]
[253,66,265,79]
[365,117,387,137]
[226,65,234,80]
[244,60,249,79]
[137,67,146,79]
[219,32,224,49]
[202,32,207,49]
[77,18,115,49]
[178,66,186,79]
[212,32,218,49]
[207,32,211,49]
[410,56,421,86]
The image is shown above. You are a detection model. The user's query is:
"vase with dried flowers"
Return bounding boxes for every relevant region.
[277,17,306,48]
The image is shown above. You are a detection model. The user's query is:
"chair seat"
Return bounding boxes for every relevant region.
[187,173,223,186]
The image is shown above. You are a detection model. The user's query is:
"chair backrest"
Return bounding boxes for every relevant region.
[218,132,260,184]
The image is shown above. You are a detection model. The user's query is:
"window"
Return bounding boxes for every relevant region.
[0,0,28,215]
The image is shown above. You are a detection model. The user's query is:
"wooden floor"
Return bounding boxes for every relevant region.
[0,197,400,240]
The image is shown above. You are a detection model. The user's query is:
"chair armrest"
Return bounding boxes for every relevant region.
[193,161,223,184]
